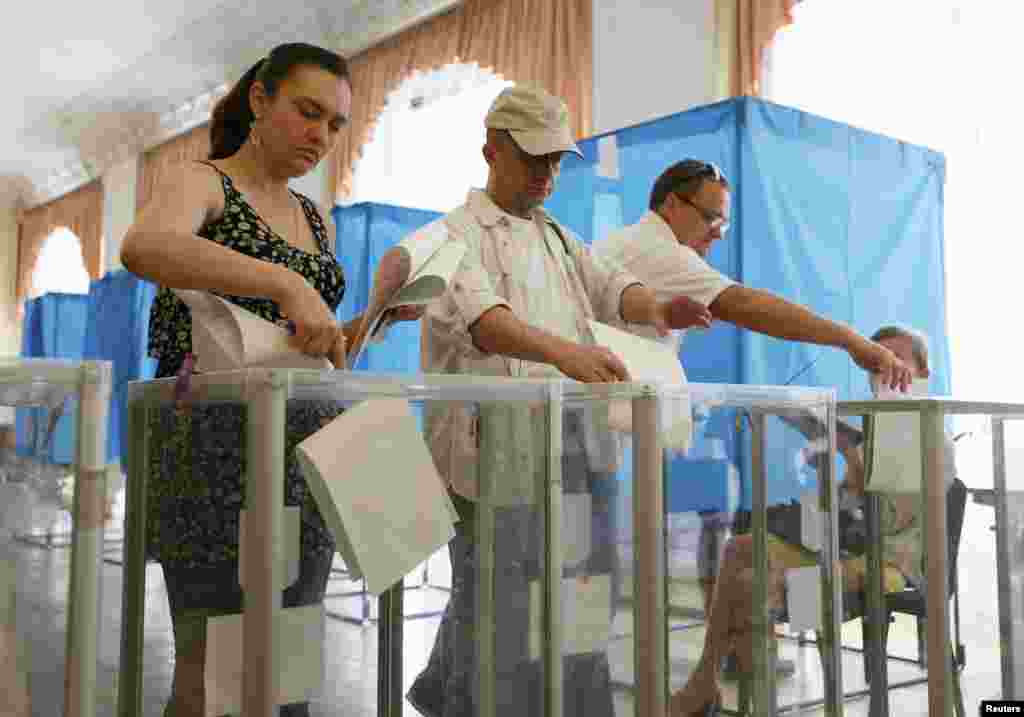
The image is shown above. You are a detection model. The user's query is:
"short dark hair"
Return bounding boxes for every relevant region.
[870,325,930,373]
[209,43,350,160]
[649,159,730,211]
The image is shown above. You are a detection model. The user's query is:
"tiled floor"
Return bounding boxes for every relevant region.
[0,498,1006,716]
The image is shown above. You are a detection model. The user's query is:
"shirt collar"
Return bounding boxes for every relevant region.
[640,210,680,245]
[466,188,552,228]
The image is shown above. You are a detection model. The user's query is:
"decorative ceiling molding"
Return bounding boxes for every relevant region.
[21,84,229,210]
[329,0,461,57]
[8,0,461,211]
[0,176,39,214]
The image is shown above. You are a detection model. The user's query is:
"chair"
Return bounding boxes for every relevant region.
[734,478,968,716]
[832,477,968,716]
[881,476,967,670]
[873,477,968,716]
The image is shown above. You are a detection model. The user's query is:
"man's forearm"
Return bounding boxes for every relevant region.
[618,283,655,325]
[711,285,860,349]
[341,314,365,352]
[843,446,866,496]
[469,306,576,365]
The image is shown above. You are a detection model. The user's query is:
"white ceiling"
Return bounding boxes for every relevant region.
[3,0,459,208]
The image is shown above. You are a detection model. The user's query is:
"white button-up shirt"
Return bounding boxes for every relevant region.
[591,210,735,354]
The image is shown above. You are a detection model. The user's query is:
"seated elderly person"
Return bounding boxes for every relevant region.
[670,325,955,716]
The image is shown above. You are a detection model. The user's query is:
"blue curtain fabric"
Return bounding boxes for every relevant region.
[547,97,949,509]
[333,202,443,373]
[16,274,158,464]
[16,293,90,463]
[81,271,159,463]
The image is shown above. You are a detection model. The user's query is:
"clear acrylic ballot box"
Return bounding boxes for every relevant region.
[117,369,840,717]
[0,358,112,717]
[994,412,1024,706]
[838,398,1024,717]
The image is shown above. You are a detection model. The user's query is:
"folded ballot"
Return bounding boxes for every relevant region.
[528,574,613,659]
[295,398,458,595]
[866,377,946,493]
[172,289,334,372]
[238,506,300,590]
[204,604,324,716]
[349,221,466,366]
[588,320,693,453]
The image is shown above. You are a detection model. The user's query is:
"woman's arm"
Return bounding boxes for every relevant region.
[341,315,364,348]
[121,162,294,303]
[124,162,344,360]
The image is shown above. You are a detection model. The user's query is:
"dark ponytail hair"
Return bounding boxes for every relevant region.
[208,43,350,160]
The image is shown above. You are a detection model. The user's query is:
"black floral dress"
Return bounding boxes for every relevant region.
[145,161,346,568]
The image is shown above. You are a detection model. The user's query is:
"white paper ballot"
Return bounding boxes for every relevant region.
[563,493,592,569]
[800,492,823,553]
[173,289,334,372]
[295,398,458,595]
[238,506,300,590]
[588,320,693,452]
[349,221,466,366]
[528,574,612,659]
[597,135,620,179]
[867,377,935,494]
[784,566,822,632]
[870,375,930,401]
[204,604,324,717]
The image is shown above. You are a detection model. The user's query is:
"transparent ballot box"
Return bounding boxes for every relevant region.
[995,414,1024,704]
[833,397,1024,717]
[118,370,840,717]
[0,358,112,717]
[659,384,843,717]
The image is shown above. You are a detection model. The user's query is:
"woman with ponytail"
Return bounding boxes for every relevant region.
[122,42,420,716]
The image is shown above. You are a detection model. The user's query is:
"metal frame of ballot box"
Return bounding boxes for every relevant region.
[706,387,844,717]
[117,370,841,717]
[991,413,1024,703]
[839,398,1024,717]
[0,358,112,717]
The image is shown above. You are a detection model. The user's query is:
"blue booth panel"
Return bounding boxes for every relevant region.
[18,274,159,465]
[82,271,159,463]
[333,202,443,373]
[16,293,90,464]
[546,97,950,510]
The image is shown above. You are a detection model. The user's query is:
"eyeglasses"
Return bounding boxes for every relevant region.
[676,194,730,234]
[671,160,730,233]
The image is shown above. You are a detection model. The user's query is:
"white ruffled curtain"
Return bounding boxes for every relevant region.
[713,0,803,99]
[30,228,91,298]
[767,0,1020,406]
[349,62,512,211]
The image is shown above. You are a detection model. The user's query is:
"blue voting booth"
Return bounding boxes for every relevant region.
[16,293,91,464]
[545,96,951,511]
[16,275,159,465]
[333,202,443,373]
[19,98,950,515]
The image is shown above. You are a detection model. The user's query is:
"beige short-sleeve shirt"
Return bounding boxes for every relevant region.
[421,189,642,500]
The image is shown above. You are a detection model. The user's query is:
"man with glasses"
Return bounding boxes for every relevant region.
[593,159,909,381]
[591,159,912,699]
[592,158,909,393]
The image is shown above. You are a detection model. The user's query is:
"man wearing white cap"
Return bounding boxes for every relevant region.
[408,84,713,717]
